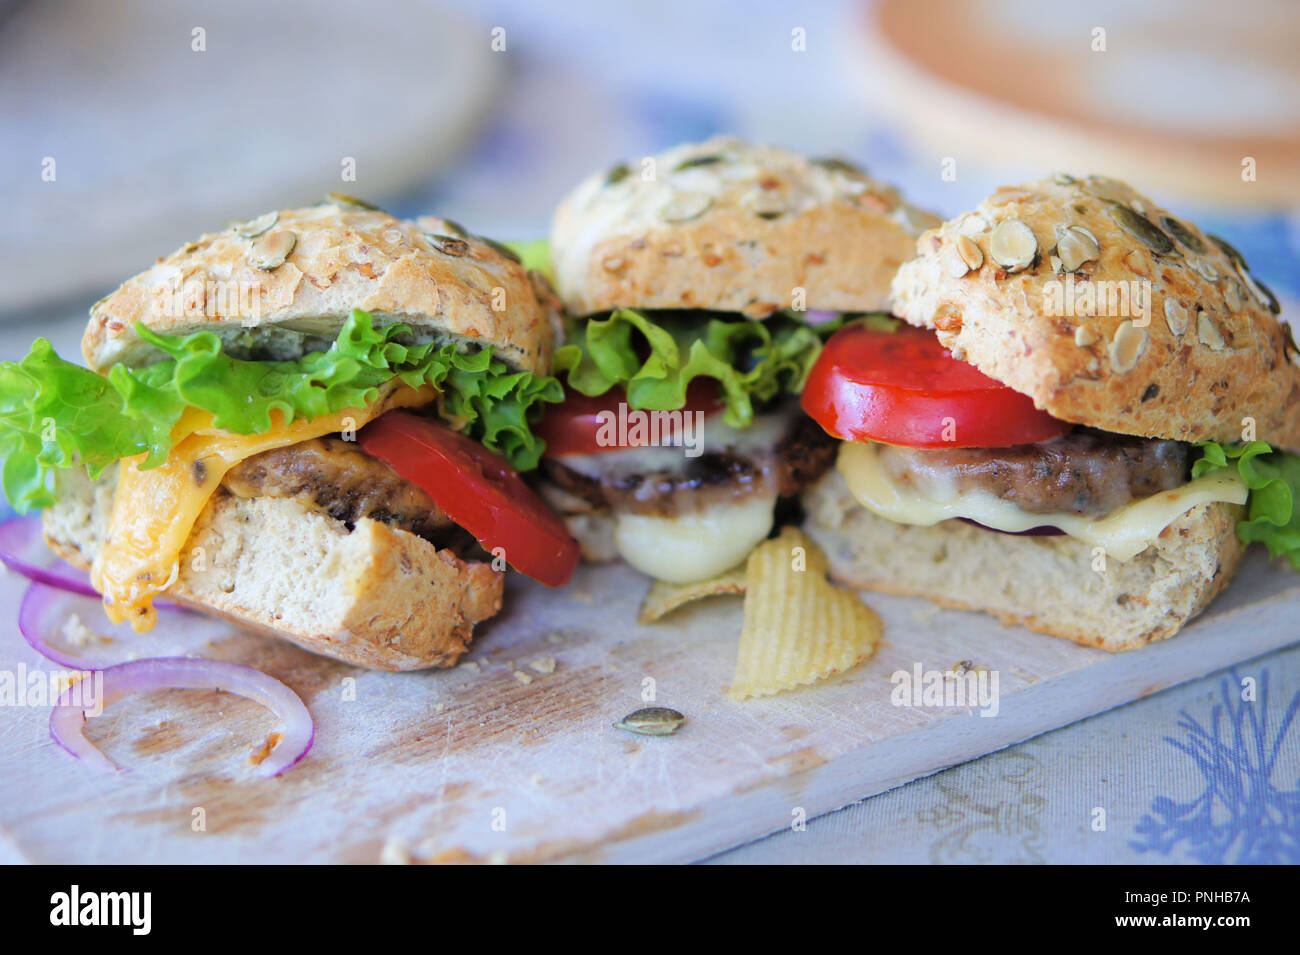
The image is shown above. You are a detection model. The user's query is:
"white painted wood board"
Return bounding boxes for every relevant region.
[0,549,1297,864]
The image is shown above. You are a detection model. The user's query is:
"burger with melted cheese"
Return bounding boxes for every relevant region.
[801,175,1300,650]
[0,198,579,670]
[536,138,940,583]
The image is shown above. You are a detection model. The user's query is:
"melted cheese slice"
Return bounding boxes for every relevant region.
[614,492,776,584]
[92,385,434,631]
[838,441,1247,562]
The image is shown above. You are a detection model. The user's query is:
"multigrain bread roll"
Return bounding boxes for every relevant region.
[44,466,502,671]
[551,136,940,318]
[890,174,1300,450]
[800,173,1299,650]
[85,198,556,375]
[11,198,578,670]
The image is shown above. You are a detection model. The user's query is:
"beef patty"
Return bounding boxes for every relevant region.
[877,428,1191,516]
[223,436,481,554]
[542,411,838,518]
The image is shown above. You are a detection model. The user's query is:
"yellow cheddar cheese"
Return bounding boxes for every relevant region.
[91,385,434,630]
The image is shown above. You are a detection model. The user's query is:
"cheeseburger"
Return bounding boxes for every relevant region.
[538,138,940,583]
[801,175,1300,650]
[0,198,579,670]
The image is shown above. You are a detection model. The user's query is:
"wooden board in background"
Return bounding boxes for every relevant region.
[853,0,1300,206]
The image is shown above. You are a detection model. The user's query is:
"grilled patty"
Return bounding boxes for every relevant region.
[542,412,838,518]
[877,428,1191,516]
[223,437,481,553]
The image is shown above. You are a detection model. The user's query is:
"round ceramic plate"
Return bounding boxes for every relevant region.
[0,0,503,315]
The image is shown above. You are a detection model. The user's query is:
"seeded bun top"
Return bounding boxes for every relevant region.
[83,198,558,375]
[891,175,1300,451]
[550,137,940,319]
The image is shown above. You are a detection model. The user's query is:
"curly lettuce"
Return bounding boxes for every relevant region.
[0,309,563,512]
[1192,441,1300,568]
[552,308,872,429]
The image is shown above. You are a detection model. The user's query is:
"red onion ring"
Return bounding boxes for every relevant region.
[0,515,98,597]
[19,580,220,670]
[957,517,1066,537]
[50,657,314,777]
[19,580,100,669]
[803,309,840,325]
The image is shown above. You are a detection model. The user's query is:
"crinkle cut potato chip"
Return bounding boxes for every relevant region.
[638,564,747,623]
[728,527,882,701]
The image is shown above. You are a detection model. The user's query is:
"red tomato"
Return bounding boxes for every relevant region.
[359,412,579,587]
[537,379,724,457]
[801,324,1071,448]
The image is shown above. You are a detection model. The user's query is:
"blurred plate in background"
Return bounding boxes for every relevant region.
[0,0,503,316]
[854,0,1300,208]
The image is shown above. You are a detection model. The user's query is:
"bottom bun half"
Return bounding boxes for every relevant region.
[802,468,1245,652]
[42,468,502,671]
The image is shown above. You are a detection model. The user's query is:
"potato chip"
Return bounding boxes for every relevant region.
[638,563,747,623]
[728,527,881,700]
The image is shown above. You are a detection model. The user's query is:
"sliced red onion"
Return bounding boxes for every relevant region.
[51,657,314,777]
[0,515,97,597]
[957,517,1066,537]
[19,580,99,669]
[803,309,840,325]
[19,580,227,670]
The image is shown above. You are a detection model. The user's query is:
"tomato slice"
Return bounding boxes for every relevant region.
[801,324,1071,448]
[359,412,579,587]
[537,379,724,457]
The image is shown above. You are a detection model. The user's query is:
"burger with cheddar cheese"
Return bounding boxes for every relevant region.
[535,138,940,584]
[800,175,1300,650]
[0,197,580,670]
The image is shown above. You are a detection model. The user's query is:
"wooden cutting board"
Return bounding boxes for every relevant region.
[1,545,1298,864]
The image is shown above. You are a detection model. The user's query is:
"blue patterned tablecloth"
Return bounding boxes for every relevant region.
[709,661,1300,864]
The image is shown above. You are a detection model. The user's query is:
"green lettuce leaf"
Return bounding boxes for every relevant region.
[552,308,871,429]
[1192,441,1300,568]
[0,310,563,512]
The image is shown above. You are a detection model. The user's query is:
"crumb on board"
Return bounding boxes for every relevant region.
[528,657,557,675]
[248,732,282,766]
[513,670,533,686]
[63,612,110,648]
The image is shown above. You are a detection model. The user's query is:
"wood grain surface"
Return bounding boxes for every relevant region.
[0,549,1297,864]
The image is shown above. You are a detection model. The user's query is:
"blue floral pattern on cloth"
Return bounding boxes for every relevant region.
[1131,670,1300,863]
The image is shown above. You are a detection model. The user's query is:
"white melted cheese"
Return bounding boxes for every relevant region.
[838,441,1247,562]
[614,493,776,583]
[549,402,799,582]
